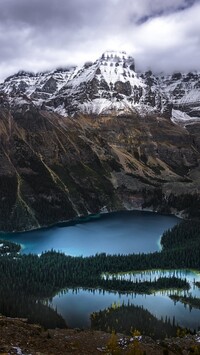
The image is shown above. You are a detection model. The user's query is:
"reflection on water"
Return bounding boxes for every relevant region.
[2,210,198,334]
[103,269,200,296]
[49,269,200,331]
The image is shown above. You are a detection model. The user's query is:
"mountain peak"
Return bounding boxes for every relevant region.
[1,51,200,123]
[99,51,135,69]
[101,50,128,58]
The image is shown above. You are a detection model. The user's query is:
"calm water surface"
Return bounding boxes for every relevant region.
[0,211,179,256]
[2,210,198,332]
[50,269,200,330]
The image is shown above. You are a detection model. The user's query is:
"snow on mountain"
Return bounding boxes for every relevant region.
[79,98,135,116]
[56,50,141,94]
[172,109,200,126]
[157,72,200,121]
[0,51,200,122]
[44,51,170,117]
[0,67,75,99]
[159,72,200,103]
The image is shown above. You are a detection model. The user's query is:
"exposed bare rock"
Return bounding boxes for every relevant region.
[0,316,200,355]
[0,51,200,231]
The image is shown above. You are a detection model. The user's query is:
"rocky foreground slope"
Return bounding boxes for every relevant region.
[0,316,200,355]
[0,51,200,231]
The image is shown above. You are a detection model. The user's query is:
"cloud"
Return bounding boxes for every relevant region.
[0,0,199,81]
[133,2,200,72]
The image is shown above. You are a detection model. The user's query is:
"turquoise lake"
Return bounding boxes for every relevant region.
[0,210,179,256]
[1,210,200,332]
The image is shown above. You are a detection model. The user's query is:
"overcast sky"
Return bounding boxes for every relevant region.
[0,0,200,81]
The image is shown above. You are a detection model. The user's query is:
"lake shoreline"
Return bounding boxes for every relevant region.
[1,217,200,332]
[0,205,183,235]
[0,210,179,256]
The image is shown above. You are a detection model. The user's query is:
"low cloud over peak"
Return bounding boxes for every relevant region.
[0,0,200,81]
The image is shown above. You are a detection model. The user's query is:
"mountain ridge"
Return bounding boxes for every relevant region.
[0,51,200,231]
[1,50,200,123]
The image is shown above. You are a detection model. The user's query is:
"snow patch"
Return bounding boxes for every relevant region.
[172,109,193,122]
[79,97,156,116]
[171,109,200,125]
[54,103,68,116]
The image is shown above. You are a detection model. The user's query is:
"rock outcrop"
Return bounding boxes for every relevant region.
[1,315,200,355]
[0,51,200,231]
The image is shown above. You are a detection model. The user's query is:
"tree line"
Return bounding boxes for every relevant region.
[0,219,200,327]
[91,303,184,340]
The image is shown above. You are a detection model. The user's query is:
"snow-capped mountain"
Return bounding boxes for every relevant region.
[0,67,74,103]
[0,50,200,124]
[1,50,200,232]
[0,51,169,117]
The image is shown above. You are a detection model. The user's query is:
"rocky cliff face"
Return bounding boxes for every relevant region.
[0,51,200,231]
[0,51,172,117]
